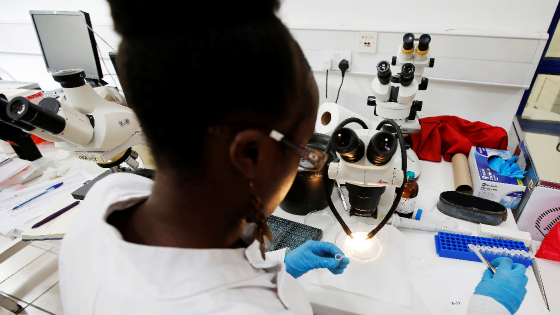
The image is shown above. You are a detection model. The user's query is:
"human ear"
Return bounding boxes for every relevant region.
[229,130,269,179]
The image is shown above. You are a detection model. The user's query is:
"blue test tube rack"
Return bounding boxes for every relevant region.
[435,232,533,267]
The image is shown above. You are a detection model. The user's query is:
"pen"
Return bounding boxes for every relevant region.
[32,200,80,229]
[12,182,64,210]
[0,158,13,167]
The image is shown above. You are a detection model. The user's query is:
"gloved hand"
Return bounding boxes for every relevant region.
[488,156,526,179]
[473,257,528,314]
[284,240,350,278]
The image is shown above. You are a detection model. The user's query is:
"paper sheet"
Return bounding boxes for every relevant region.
[305,224,413,307]
[410,259,549,315]
[0,169,93,236]
[0,163,38,185]
[0,158,32,183]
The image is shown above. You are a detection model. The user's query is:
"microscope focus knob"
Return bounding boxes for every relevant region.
[412,100,423,111]
[429,58,435,68]
[418,77,429,91]
[367,96,376,106]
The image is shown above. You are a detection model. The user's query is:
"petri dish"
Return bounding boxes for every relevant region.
[408,257,433,276]
[335,228,382,262]
[304,209,334,232]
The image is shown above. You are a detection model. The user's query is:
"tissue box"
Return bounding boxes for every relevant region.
[468,147,526,209]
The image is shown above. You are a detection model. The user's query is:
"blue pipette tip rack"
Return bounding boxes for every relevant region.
[435,232,533,267]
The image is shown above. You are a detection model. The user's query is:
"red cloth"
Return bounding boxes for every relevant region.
[536,221,560,262]
[30,135,50,145]
[409,116,508,162]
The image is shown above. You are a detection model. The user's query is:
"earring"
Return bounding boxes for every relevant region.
[248,181,273,259]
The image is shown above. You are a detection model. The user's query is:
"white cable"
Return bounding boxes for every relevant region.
[78,13,118,87]
[0,67,16,81]
[79,14,115,51]
[95,43,118,87]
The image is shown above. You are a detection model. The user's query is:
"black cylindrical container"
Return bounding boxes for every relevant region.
[279,134,336,215]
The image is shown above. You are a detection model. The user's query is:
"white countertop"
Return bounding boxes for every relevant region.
[273,159,547,315]
[4,146,549,314]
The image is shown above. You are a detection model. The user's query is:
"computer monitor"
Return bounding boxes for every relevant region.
[29,10,103,83]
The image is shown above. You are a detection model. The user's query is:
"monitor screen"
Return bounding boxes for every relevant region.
[30,11,102,80]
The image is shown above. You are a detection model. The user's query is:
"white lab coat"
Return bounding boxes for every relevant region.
[59,173,508,315]
[59,173,312,315]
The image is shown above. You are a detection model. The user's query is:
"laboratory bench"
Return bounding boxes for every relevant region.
[0,145,552,315]
[274,159,550,315]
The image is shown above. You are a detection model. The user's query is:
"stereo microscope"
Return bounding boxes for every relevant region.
[368,33,435,178]
[2,69,153,172]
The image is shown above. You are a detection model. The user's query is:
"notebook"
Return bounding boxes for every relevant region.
[21,194,82,241]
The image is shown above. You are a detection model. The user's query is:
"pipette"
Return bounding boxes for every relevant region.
[389,215,472,235]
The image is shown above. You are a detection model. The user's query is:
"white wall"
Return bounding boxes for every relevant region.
[0,0,558,130]
[0,0,120,90]
[274,0,558,130]
[278,0,558,34]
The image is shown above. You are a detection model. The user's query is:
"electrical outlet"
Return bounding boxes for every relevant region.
[358,32,377,53]
[320,51,352,71]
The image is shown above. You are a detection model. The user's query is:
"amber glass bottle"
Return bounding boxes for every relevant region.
[396,171,419,218]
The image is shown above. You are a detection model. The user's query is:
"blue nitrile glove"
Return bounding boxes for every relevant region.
[284,240,350,278]
[488,156,526,179]
[473,257,528,314]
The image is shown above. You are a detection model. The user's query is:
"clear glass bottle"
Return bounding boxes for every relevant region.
[396,171,419,218]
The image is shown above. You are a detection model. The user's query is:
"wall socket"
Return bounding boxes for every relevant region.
[358,32,377,53]
[320,51,352,71]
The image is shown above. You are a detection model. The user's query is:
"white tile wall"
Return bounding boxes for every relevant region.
[32,284,62,315]
[0,237,63,314]
[0,252,58,303]
[0,246,45,283]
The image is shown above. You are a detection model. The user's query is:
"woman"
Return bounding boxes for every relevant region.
[59,0,528,314]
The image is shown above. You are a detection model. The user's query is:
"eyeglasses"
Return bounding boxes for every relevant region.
[269,130,328,172]
[208,126,328,172]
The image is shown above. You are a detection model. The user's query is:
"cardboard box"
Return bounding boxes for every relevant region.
[509,117,560,242]
[468,146,526,209]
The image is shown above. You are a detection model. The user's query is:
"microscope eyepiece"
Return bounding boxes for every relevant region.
[0,96,35,131]
[400,63,415,87]
[332,128,365,163]
[6,97,66,134]
[402,33,415,50]
[52,69,87,88]
[376,61,392,85]
[366,131,397,166]
[418,34,431,51]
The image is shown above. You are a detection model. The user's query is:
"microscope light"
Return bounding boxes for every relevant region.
[340,231,382,262]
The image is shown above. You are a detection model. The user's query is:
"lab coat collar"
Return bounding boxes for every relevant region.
[101,201,283,303]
